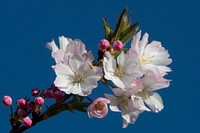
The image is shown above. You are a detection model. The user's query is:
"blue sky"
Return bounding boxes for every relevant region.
[0,0,199,132]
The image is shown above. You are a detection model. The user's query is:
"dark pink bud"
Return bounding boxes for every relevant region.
[31,88,40,96]
[17,98,26,107]
[34,97,44,106]
[22,116,32,127]
[26,101,35,110]
[2,96,12,106]
[43,90,54,98]
[113,40,123,51]
[17,108,26,117]
[54,91,63,102]
[98,39,110,51]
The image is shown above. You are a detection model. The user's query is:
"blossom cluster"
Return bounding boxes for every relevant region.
[2,8,172,131]
[45,29,171,128]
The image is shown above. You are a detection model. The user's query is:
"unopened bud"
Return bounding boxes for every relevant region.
[98,39,110,51]
[113,40,123,51]
[34,97,44,106]
[17,98,26,107]
[54,91,63,102]
[17,108,26,117]
[31,88,40,96]
[22,116,32,127]
[2,96,12,106]
[26,101,35,110]
[43,90,54,98]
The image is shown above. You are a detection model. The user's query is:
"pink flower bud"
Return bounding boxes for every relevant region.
[54,90,63,102]
[17,98,26,107]
[98,39,110,51]
[31,88,40,96]
[113,40,123,51]
[17,108,26,117]
[22,116,32,127]
[26,101,35,110]
[43,90,54,98]
[88,97,110,118]
[34,97,44,106]
[2,96,12,106]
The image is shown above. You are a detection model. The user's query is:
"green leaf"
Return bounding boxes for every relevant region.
[103,18,113,40]
[113,8,129,41]
[120,21,139,44]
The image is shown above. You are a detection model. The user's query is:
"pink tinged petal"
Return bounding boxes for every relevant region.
[58,36,71,51]
[126,78,144,92]
[144,70,170,90]
[105,94,121,112]
[143,70,159,86]
[139,33,149,55]
[131,95,150,112]
[145,92,164,113]
[123,119,129,128]
[131,30,141,54]
[69,53,85,72]
[46,40,58,52]
[111,88,127,97]
[54,63,74,76]
[84,51,94,62]
[117,51,126,67]
[67,39,87,54]
[54,50,65,63]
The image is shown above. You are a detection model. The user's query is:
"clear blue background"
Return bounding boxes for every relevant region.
[0,0,199,132]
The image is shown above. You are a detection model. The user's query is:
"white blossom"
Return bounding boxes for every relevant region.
[131,69,170,112]
[46,36,94,63]
[103,51,142,89]
[54,53,102,96]
[131,30,172,76]
[105,88,149,128]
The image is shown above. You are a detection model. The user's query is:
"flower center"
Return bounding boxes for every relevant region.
[94,101,105,111]
[140,54,154,65]
[115,67,124,77]
[139,89,150,100]
[120,96,129,110]
[73,72,85,84]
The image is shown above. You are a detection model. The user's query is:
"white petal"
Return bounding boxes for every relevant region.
[67,39,86,54]
[46,40,58,52]
[69,53,84,72]
[131,30,141,53]
[145,92,164,113]
[58,36,71,51]
[112,77,125,89]
[139,33,149,55]
[117,51,126,68]
[123,119,129,128]
[54,76,70,88]
[54,63,74,76]
[105,94,121,112]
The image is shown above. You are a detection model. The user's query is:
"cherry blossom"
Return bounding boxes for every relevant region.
[130,30,172,75]
[54,53,102,96]
[103,51,142,89]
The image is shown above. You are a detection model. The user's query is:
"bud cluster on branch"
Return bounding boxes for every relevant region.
[2,8,172,132]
